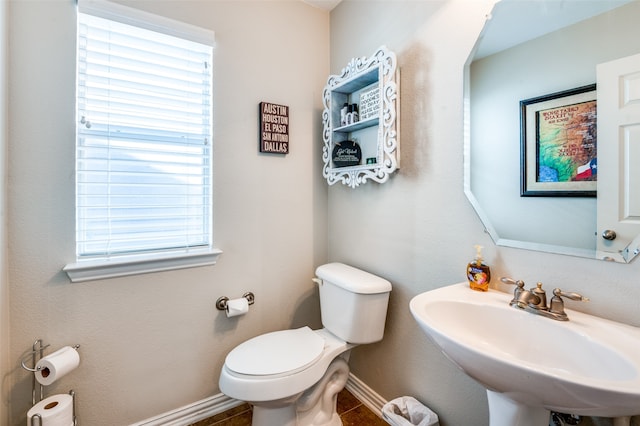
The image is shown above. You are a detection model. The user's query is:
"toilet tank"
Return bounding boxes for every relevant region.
[315,263,392,344]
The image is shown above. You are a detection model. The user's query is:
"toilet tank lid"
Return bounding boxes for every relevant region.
[315,263,392,294]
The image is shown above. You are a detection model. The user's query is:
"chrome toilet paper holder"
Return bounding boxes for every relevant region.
[21,339,79,425]
[21,341,81,374]
[216,292,255,311]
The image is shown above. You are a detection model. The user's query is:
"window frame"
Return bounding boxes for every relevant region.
[65,0,221,283]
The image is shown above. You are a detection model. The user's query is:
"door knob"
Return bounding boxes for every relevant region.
[602,229,617,240]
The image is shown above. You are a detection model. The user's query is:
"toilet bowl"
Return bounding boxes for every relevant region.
[219,263,392,426]
[219,328,354,425]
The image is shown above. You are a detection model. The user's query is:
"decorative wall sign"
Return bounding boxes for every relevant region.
[359,86,380,121]
[332,140,362,167]
[259,102,289,154]
[520,84,597,197]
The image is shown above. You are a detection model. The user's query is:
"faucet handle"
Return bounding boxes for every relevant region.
[500,277,525,306]
[500,277,520,286]
[553,288,589,302]
[549,288,590,319]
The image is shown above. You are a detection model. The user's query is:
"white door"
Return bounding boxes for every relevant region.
[597,52,640,263]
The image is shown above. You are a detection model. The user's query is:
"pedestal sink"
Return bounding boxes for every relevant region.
[409,283,640,426]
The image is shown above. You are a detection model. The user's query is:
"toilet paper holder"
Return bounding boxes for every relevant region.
[29,390,77,426]
[21,341,81,373]
[216,292,255,311]
[21,339,80,407]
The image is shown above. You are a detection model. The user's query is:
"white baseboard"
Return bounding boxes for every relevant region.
[130,373,388,426]
[129,393,244,426]
[344,372,388,418]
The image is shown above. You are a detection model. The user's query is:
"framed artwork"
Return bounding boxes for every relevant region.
[520,84,597,197]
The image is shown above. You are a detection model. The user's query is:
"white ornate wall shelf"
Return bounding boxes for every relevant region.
[322,45,400,188]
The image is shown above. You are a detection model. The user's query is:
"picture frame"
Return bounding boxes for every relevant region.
[520,84,597,197]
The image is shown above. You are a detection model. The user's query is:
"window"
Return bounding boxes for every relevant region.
[65,1,220,282]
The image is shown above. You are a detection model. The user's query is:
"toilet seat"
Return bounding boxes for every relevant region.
[220,328,354,402]
[225,326,325,376]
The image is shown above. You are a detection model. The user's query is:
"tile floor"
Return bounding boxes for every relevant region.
[188,388,388,426]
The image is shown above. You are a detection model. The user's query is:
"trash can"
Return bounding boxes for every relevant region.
[382,396,440,426]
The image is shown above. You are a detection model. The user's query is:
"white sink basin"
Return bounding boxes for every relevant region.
[409,283,640,426]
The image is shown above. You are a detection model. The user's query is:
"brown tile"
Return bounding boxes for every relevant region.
[188,404,252,426]
[336,389,361,415]
[340,404,388,426]
[189,418,215,426]
[191,389,388,426]
[213,409,252,426]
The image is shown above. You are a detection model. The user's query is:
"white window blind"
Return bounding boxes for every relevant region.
[76,7,214,260]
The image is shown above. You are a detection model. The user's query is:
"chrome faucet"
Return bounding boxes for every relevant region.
[500,277,589,321]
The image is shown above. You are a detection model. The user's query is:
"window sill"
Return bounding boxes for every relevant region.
[63,248,223,283]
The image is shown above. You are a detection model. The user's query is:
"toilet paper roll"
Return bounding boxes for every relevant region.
[27,394,73,426]
[35,346,80,386]
[226,297,249,318]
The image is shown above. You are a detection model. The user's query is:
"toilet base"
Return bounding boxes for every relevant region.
[249,356,350,426]
[252,405,297,426]
[297,357,349,426]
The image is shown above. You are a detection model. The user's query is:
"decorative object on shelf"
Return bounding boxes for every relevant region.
[520,84,597,197]
[340,103,349,126]
[359,86,380,121]
[346,103,359,124]
[332,140,362,168]
[322,45,400,187]
[259,102,289,154]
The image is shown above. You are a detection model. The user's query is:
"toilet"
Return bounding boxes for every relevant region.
[219,262,392,426]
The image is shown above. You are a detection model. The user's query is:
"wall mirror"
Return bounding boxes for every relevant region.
[464,0,640,263]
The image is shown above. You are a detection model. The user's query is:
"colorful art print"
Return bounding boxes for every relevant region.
[520,84,597,197]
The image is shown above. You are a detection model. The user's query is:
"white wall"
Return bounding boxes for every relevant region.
[329,1,640,426]
[6,1,328,424]
[1,0,10,424]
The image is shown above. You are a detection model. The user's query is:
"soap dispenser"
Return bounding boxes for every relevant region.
[467,245,491,292]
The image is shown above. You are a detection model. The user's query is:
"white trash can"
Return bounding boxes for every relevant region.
[382,396,440,426]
